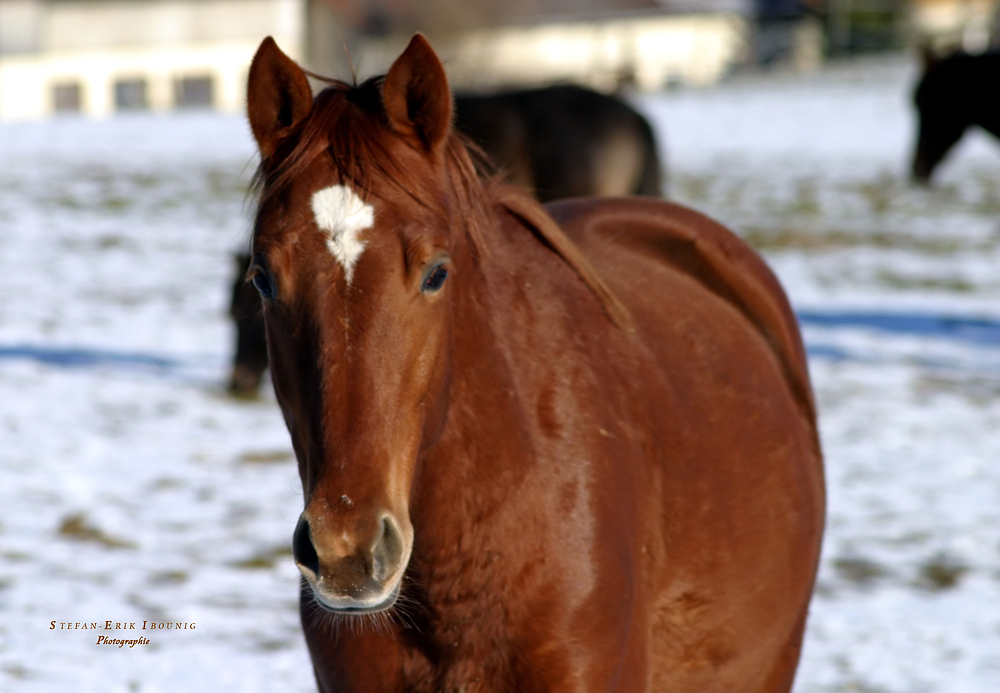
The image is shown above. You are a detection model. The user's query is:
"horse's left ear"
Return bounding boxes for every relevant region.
[247,37,313,160]
[383,34,453,152]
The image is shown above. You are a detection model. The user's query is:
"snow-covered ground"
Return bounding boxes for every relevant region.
[2,54,998,692]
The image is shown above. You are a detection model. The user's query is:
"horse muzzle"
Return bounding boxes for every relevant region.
[292,511,410,614]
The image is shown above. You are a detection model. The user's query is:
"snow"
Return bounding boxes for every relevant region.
[2,55,999,691]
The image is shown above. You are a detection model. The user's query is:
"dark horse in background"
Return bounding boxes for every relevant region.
[455,85,662,200]
[228,81,663,395]
[911,49,1000,183]
[244,33,823,692]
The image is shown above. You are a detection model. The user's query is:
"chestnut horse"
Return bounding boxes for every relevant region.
[912,49,1000,183]
[229,84,662,396]
[246,35,824,692]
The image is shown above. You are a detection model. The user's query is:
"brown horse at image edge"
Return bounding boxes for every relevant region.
[246,34,824,693]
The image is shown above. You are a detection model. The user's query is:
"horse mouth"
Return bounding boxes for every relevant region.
[309,581,401,615]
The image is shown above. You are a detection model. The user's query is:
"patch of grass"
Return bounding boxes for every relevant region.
[238,450,294,464]
[126,593,169,625]
[45,195,85,210]
[1,551,31,562]
[254,638,296,652]
[148,477,185,491]
[832,556,889,587]
[722,180,748,208]
[231,545,293,570]
[916,553,969,591]
[130,173,163,189]
[57,513,136,549]
[877,530,931,547]
[875,270,975,292]
[855,173,897,214]
[205,168,246,198]
[97,234,126,249]
[915,374,1000,404]
[741,226,970,253]
[2,664,33,680]
[787,179,820,215]
[675,174,714,203]
[100,196,133,212]
[834,679,891,693]
[148,570,189,585]
[970,171,1000,214]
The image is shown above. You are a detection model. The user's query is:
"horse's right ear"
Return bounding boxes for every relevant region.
[247,37,313,160]
[382,34,452,153]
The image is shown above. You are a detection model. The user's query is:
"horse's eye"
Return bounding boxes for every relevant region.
[251,268,276,300]
[422,264,448,293]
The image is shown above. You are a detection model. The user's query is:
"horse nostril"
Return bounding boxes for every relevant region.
[293,517,320,576]
[372,516,404,582]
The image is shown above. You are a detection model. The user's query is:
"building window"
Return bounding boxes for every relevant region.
[174,76,213,109]
[114,79,148,111]
[52,82,81,113]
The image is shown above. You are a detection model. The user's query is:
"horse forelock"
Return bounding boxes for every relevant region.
[251,77,490,259]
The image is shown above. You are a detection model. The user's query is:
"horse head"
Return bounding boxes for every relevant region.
[227,252,269,397]
[246,35,476,614]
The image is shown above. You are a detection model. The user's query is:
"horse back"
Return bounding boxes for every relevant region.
[547,197,816,431]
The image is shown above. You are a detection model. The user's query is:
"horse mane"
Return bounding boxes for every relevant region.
[496,188,635,333]
[251,75,632,333]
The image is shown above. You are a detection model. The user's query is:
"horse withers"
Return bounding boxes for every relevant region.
[227,80,662,397]
[912,49,1000,183]
[246,34,824,692]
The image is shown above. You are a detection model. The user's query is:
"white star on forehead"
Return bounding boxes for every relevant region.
[310,184,374,285]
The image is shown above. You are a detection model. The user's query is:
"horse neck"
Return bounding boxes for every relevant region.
[404,202,599,662]
[410,199,540,542]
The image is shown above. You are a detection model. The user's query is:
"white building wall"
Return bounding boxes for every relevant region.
[0,0,302,121]
[42,0,301,52]
[910,0,1000,52]
[356,14,749,93]
[2,2,749,120]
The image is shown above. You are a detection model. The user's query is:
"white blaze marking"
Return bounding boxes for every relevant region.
[310,184,374,285]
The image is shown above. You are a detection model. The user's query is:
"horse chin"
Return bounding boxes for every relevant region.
[309,582,401,615]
